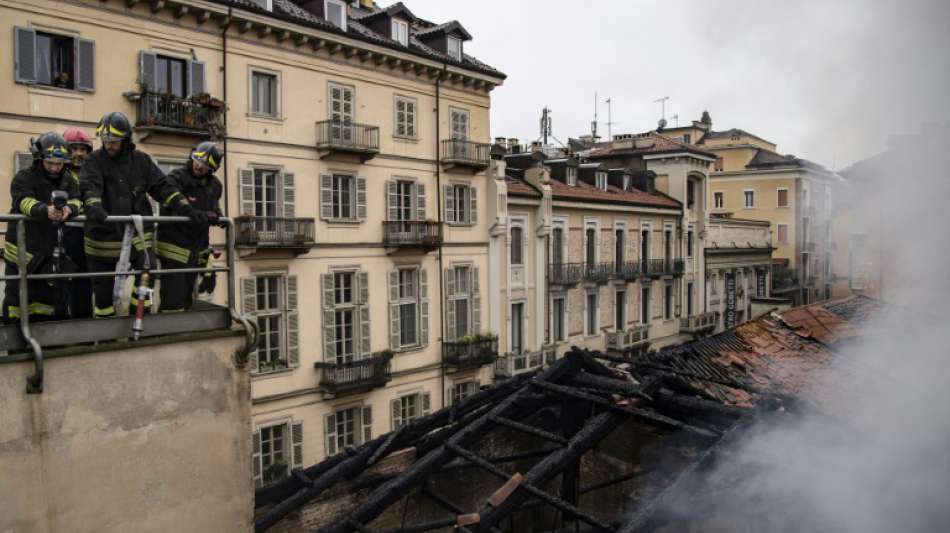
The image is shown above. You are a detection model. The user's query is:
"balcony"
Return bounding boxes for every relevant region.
[441,139,491,173]
[680,311,718,334]
[128,92,225,138]
[641,258,684,277]
[315,120,380,162]
[605,325,650,354]
[234,217,315,255]
[583,262,613,283]
[314,351,393,396]
[494,347,558,378]
[615,260,642,281]
[442,335,499,370]
[382,220,443,251]
[549,262,583,286]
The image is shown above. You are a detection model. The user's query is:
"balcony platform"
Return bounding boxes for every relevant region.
[680,312,718,335]
[443,337,498,371]
[605,325,650,356]
[314,352,392,397]
[494,347,557,378]
[128,92,225,140]
[383,221,442,254]
[548,263,582,287]
[315,121,379,163]
[441,139,491,173]
[234,217,315,257]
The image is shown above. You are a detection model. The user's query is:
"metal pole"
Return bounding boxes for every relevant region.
[16,220,43,394]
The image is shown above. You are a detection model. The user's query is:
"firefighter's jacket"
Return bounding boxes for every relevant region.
[79,143,185,258]
[156,165,222,264]
[3,163,82,273]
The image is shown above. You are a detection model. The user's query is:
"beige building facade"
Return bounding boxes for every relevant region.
[1,0,504,479]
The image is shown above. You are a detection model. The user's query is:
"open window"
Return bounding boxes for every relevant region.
[14,27,95,92]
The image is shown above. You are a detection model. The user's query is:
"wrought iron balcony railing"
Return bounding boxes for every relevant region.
[548,262,583,286]
[605,325,650,353]
[234,217,315,250]
[614,260,641,280]
[640,258,685,276]
[315,120,380,160]
[583,262,613,283]
[441,139,491,170]
[679,312,718,333]
[494,347,558,378]
[442,336,498,368]
[314,352,393,395]
[130,92,225,135]
[382,220,443,248]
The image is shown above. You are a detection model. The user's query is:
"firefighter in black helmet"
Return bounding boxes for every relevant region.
[3,133,82,322]
[158,141,223,312]
[80,111,206,317]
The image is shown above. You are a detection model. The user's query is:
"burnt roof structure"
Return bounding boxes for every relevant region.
[254,295,883,533]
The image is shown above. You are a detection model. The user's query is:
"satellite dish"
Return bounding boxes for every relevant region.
[657,118,667,131]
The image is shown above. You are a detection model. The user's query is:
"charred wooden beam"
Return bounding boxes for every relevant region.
[578,467,651,495]
[568,372,651,401]
[377,516,462,533]
[346,519,373,533]
[654,390,750,419]
[440,448,558,473]
[489,415,567,444]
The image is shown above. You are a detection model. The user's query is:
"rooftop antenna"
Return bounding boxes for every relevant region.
[605,97,615,140]
[653,96,669,130]
[540,106,552,146]
[591,92,599,140]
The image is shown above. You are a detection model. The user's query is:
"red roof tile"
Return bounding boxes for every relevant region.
[549,177,681,209]
[505,177,541,198]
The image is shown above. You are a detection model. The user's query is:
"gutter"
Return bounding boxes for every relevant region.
[435,64,447,408]
[221,6,232,216]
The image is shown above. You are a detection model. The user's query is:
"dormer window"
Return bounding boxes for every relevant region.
[596,171,607,191]
[566,166,577,186]
[392,19,409,46]
[325,0,346,30]
[447,36,462,61]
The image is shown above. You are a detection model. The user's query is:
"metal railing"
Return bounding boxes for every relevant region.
[441,139,491,166]
[641,258,684,276]
[314,352,393,392]
[233,216,316,248]
[442,336,498,367]
[315,120,380,153]
[605,325,650,352]
[583,262,613,283]
[0,214,257,394]
[680,311,718,333]
[549,262,583,286]
[616,260,642,280]
[382,220,443,247]
[494,346,557,378]
[132,92,225,134]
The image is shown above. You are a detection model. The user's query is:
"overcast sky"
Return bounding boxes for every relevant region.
[406,0,950,169]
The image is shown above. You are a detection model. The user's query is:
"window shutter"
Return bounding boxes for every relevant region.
[446,387,453,407]
[356,177,367,221]
[421,392,431,416]
[322,274,336,360]
[285,275,299,368]
[443,185,455,223]
[361,406,372,444]
[358,271,369,305]
[138,51,157,91]
[407,100,416,137]
[324,413,337,457]
[419,268,429,346]
[14,152,34,174]
[14,27,36,84]
[386,180,398,221]
[320,173,333,220]
[75,38,95,92]
[358,271,371,355]
[388,271,400,349]
[471,266,481,335]
[291,421,303,469]
[242,277,259,371]
[469,186,478,224]
[415,182,426,221]
[391,399,401,430]
[239,169,255,216]
[188,59,205,96]
[281,172,295,219]
[444,268,456,342]
[252,430,262,487]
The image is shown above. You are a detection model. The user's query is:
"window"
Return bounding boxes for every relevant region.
[614,229,625,271]
[253,420,303,487]
[320,173,366,222]
[392,18,409,46]
[777,224,788,244]
[395,96,417,137]
[393,180,414,222]
[683,133,691,144]
[664,284,673,320]
[14,28,95,92]
[511,302,525,354]
[640,228,650,263]
[333,272,356,363]
[777,188,789,207]
[585,227,596,265]
[447,36,462,61]
[664,229,673,264]
[687,282,694,316]
[552,296,565,342]
[155,55,187,98]
[595,171,607,191]
[687,180,696,209]
[256,276,285,371]
[640,287,650,324]
[566,166,577,186]
[450,107,469,140]
[714,191,724,209]
[392,392,430,429]
[398,269,418,347]
[715,157,724,171]
[744,189,755,208]
[453,266,471,339]
[251,71,278,116]
[323,270,369,365]
[329,83,355,141]
[451,381,478,405]
[551,227,564,264]
[614,290,625,331]
[445,183,476,224]
[331,174,353,219]
[325,406,372,457]
[325,0,347,30]
[510,226,524,266]
[585,292,598,336]
[687,230,694,258]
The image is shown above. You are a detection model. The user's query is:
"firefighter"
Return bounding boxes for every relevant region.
[158,141,223,312]
[62,126,95,318]
[3,133,82,322]
[80,111,206,317]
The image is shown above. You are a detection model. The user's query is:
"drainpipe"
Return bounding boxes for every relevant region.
[435,64,447,408]
[221,7,231,216]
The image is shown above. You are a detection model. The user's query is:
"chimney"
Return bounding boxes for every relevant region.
[359,0,374,7]
[530,141,543,153]
[494,137,508,151]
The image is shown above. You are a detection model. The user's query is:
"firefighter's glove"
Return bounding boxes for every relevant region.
[188,207,209,228]
[29,202,49,219]
[84,203,108,224]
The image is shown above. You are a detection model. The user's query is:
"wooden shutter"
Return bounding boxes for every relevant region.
[419,268,429,346]
[387,180,398,221]
[391,398,401,430]
[285,275,299,368]
[388,271,400,349]
[358,271,370,356]
[239,169,255,216]
[14,27,36,84]
[421,392,431,416]
[281,172,295,219]
[252,430,262,487]
[138,51,157,91]
[469,186,478,224]
[415,183,426,221]
[361,406,372,444]
[443,185,455,223]
[320,173,333,220]
[242,277,259,372]
[14,152,33,174]
[322,274,336,361]
[324,413,337,457]
[356,177,367,221]
[444,267,456,342]
[291,421,303,469]
[471,266,481,335]
[446,387,454,407]
[188,59,205,96]
[75,38,95,92]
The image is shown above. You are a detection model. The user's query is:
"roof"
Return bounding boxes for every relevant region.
[415,20,473,40]
[701,128,775,147]
[210,0,504,79]
[587,132,716,160]
[548,176,681,209]
[504,175,541,198]
[353,1,417,23]
[746,148,834,174]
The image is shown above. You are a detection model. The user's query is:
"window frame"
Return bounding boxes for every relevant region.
[452,381,478,404]
[396,267,421,349]
[614,289,626,331]
[595,171,608,191]
[777,187,789,208]
[777,223,788,244]
[254,274,288,374]
[664,283,673,320]
[566,166,577,186]
[330,173,356,220]
[446,36,462,61]
[249,67,280,118]
[394,95,418,139]
[584,291,599,337]
[743,189,755,209]
[450,183,472,225]
[713,191,724,209]
[510,224,524,266]
[324,0,347,30]
[391,18,409,46]
[452,265,472,339]
[258,421,288,485]
[510,301,525,354]
[551,295,566,342]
